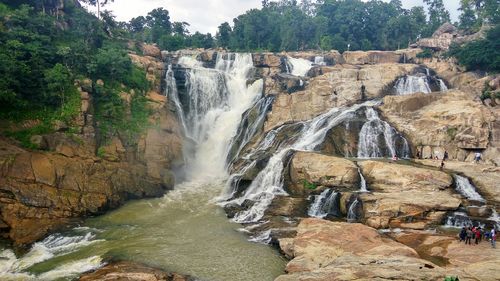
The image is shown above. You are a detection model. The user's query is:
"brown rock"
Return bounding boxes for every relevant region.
[343,50,402,65]
[288,152,359,195]
[140,43,162,59]
[276,219,450,281]
[79,261,194,281]
[359,160,461,229]
[31,153,56,186]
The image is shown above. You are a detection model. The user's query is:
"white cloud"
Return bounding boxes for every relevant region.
[88,0,460,34]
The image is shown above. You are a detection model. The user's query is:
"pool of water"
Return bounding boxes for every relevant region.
[0,181,286,281]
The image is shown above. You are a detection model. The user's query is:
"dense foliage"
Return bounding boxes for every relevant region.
[217,0,446,52]
[447,25,500,72]
[0,0,151,148]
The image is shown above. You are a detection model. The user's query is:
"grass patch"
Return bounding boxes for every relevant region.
[302,179,317,190]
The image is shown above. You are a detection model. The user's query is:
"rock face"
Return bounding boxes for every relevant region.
[0,53,183,246]
[265,63,417,131]
[288,152,359,195]
[342,50,402,65]
[276,219,454,281]
[412,22,487,51]
[380,90,496,162]
[79,261,193,281]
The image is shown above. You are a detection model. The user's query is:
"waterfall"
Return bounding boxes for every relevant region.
[314,56,326,66]
[358,168,368,192]
[357,107,410,158]
[165,65,188,134]
[395,74,431,95]
[227,95,275,164]
[347,199,360,222]
[438,79,448,91]
[445,211,475,228]
[308,189,340,218]
[286,57,313,77]
[226,100,381,223]
[176,53,263,181]
[454,175,485,202]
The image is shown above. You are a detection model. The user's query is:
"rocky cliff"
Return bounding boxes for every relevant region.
[0,44,183,246]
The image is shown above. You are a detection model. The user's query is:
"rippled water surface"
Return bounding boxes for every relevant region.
[0,182,286,281]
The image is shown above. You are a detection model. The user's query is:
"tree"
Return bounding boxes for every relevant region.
[173,21,190,36]
[146,8,172,43]
[216,22,231,48]
[423,0,451,36]
[44,63,72,110]
[459,0,478,32]
[79,0,114,19]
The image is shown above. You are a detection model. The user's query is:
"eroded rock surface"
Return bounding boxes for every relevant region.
[359,160,461,229]
[276,219,458,281]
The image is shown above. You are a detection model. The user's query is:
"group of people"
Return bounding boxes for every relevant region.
[459,226,496,248]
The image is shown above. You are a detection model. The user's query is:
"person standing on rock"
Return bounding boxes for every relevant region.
[440,160,445,170]
[475,227,481,244]
[459,227,466,242]
[443,151,449,161]
[474,152,482,163]
[466,227,473,245]
[491,229,496,248]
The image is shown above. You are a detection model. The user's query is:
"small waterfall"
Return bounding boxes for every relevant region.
[358,168,368,192]
[454,175,485,202]
[314,56,326,66]
[395,74,431,95]
[286,57,313,77]
[445,211,474,228]
[357,107,410,158]
[226,100,381,223]
[347,199,361,222]
[227,95,275,164]
[438,79,448,91]
[308,189,340,218]
[165,65,188,134]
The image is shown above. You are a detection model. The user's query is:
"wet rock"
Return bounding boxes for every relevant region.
[266,196,308,217]
[79,261,194,281]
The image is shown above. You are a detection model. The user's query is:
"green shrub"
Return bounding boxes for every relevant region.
[416,49,434,58]
[302,179,317,190]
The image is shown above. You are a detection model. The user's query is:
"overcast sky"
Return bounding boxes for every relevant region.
[86,0,461,34]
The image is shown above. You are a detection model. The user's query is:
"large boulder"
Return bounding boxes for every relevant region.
[139,43,162,59]
[288,152,359,195]
[359,161,461,229]
[276,219,456,281]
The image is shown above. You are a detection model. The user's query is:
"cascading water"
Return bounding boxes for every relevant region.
[176,53,263,180]
[454,175,485,202]
[165,64,188,134]
[314,56,326,66]
[438,79,448,91]
[347,199,361,222]
[357,107,410,158]
[227,95,275,165]
[358,167,368,192]
[308,189,340,218]
[395,74,431,95]
[286,57,313,77]
[226,100,381,223]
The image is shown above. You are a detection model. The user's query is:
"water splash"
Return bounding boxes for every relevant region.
[395,74,431,95]
[347,199,361,222]
[314,56,326,66]
[358,168,368,192]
